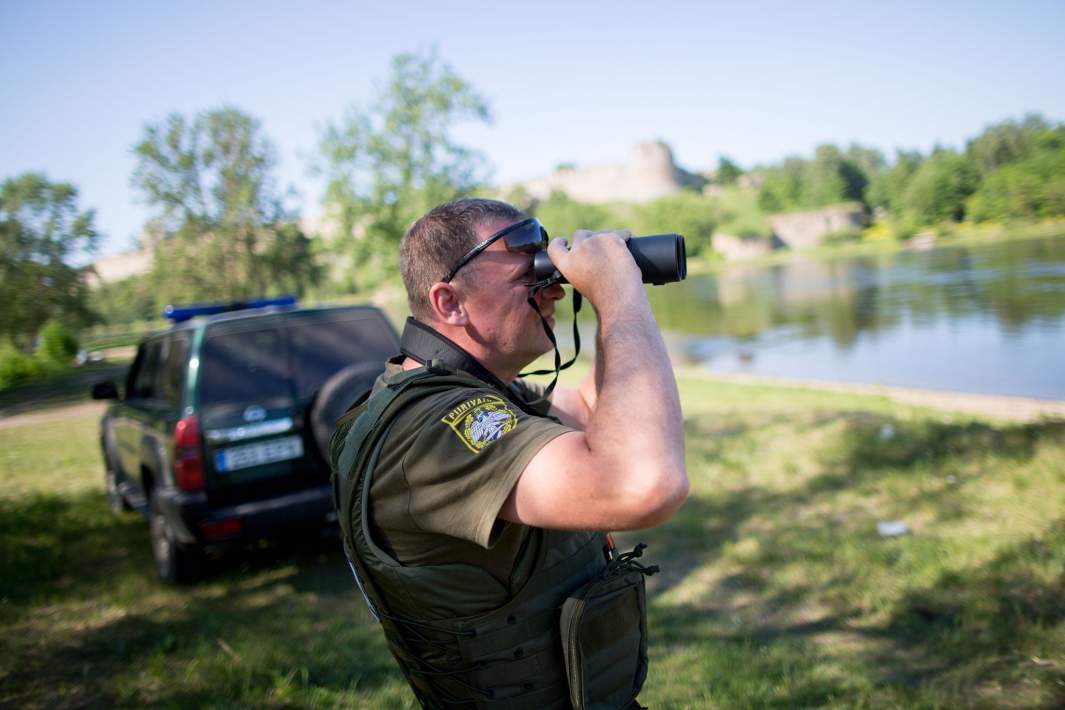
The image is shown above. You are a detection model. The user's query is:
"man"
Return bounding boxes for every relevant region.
[331,198,687,708]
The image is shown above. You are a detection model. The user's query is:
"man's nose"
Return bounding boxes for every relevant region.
[539,282,565,303]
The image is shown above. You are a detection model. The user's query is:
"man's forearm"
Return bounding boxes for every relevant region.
[573,320,605,418]
[585,297,686,492]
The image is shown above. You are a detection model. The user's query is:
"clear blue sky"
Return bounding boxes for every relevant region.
[2,0,1063,256]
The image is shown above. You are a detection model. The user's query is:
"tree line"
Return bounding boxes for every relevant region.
[755,114,1065,231]
[3,48,1065,372]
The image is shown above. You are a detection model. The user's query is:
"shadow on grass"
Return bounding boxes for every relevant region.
[834,415,1065,473]
[644,411,1065,705]
[0,489,405,708]
[0,490,147,604]
[879,519,1065,702]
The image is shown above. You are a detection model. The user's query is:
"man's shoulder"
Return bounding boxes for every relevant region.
[388,379,511,441]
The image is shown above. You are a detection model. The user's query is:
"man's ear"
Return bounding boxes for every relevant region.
[428,282,468,325]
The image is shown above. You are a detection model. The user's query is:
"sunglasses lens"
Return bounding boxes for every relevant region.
[503,219,548,252]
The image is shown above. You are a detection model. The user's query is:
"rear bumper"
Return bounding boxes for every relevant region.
[157,484,335,545]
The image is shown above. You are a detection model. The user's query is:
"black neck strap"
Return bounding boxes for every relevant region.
[516,287,582,404]
[399,317,511,393]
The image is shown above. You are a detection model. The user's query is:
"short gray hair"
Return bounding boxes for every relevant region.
[400,198,525,320]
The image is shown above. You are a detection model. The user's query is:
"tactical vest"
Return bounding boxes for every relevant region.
[330,365,657,709]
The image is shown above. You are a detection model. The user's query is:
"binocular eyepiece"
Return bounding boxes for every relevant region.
[533,233,688,286]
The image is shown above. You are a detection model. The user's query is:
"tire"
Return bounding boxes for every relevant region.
[104,454,132,514]
[310,362,384,461]
[149,489,202,585]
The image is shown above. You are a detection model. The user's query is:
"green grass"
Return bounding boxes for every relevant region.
[1,372,1063,708]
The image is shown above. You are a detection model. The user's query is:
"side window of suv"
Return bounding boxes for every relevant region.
[129,339,163,399]
[161,334,190,407]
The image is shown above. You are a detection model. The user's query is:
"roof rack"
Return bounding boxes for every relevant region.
[163,295,298,323]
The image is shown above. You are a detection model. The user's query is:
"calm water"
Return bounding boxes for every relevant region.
[641,235,1065,400]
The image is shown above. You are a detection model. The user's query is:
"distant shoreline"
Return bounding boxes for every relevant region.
[686,219,1065,273]
[678,367,1065,422]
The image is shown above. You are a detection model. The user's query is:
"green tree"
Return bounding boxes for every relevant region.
[843,144,887,202]
[966,114,1060,174]
[802,144,867,207]
[967,130,1065,222]
[867,149,924,214]
[89,273,159,325]
[757,156,806,212]
[0,172,99,345]
[316,49,491,291]
[715,156,743,185]
[901,150,980,224]
[756,145,869,213]
[132,107,318,305]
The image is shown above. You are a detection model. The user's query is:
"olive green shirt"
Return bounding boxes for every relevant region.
[368,364,574,586]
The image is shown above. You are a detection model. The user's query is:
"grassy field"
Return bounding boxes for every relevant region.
[1,371,1063,708]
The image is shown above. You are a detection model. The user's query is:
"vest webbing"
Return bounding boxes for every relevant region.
[330,366,634,708]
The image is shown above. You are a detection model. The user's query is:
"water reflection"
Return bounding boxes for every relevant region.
[644,235,1065,399]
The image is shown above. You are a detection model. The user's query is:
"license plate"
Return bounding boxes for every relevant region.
[214,436,304,472]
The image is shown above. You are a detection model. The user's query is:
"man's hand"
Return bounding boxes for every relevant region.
[546,229,641,313]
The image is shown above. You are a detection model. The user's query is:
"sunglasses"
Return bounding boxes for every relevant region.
[442,218,549,283]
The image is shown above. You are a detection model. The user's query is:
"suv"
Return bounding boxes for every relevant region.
[92,298,398,583]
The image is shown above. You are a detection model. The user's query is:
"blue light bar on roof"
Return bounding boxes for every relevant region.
[163,295,298,322]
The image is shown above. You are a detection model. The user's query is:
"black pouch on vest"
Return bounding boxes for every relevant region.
[559,554,652,710]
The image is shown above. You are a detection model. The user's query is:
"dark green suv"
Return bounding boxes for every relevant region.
[92,298,398,583]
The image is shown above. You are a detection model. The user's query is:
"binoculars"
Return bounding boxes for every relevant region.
[532,234,688,286]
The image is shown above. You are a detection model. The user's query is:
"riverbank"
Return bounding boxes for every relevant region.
[679,367,1065,422]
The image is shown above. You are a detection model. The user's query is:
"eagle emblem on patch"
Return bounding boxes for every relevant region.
[441,395,518,454]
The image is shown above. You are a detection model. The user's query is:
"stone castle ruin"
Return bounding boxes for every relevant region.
[502,140,705,204]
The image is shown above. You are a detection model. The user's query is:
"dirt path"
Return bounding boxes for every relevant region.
[683,369,1065,422]
[0,400,107,430]
[0,364,126,429]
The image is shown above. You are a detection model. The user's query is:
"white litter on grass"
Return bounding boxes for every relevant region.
[877,520,910,537]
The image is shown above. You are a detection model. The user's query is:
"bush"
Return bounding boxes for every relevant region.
[0,341,45,389]
[36,320,79,366]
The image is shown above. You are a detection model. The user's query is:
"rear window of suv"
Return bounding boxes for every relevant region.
[197,309,397,407]
[199,324,293,406]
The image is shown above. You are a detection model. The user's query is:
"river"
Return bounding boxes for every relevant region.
[639,234,1065,400]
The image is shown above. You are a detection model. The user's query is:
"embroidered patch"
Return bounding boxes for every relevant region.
[441,395,518,454]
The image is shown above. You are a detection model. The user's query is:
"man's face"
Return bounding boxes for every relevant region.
[457,218,565,371]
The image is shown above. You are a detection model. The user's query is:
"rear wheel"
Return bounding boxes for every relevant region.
[149,489,202,584]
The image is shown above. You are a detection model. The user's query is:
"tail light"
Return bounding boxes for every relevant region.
[174,415,205,491]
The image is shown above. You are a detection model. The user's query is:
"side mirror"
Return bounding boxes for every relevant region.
[91,380,119,400]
